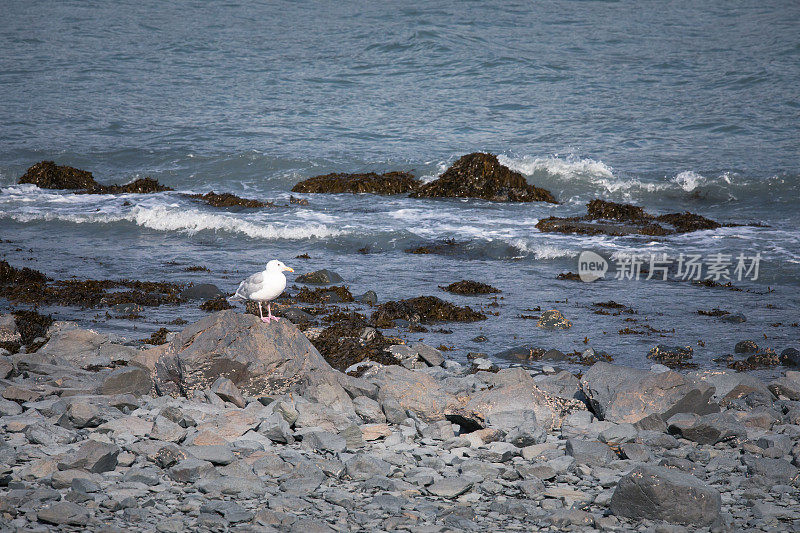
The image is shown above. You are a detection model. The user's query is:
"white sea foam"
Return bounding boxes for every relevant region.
[0,205,343,241]
[510,239,578,259]
[498,154,615,181]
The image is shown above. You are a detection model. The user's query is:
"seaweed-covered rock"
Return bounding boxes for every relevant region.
[291,171,419,195]
[537,199,724,237]
[656,212,721,232]
[189,191,267,208]
[586,199,652,223]
[295,286,354,304]
[87,177,173,194]
[538,310,572,330]
[200,296,234,312]
[647,345,695,369]
[410,153,557,203]
[18,161,97,189]
[371,296,486,327]
[307,313,398,371]
[440,280,500,295]
[296,269,344,285]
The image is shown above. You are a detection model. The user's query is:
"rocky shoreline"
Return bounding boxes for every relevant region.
[1,308,799,532]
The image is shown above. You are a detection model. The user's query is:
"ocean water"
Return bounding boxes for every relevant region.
[1,1,799,376]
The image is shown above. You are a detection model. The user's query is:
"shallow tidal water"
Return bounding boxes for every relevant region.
[1,0,798,378]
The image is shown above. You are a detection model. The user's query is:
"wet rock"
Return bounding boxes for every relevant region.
[580,362,718,424]
[537,199,724,237]
[86,177,172,194]
[276,306,314,323]
[308,312,398,371]
[295,269,344,285]
[19,161,97,189]
[199,295,233,312]
[101,366,153,396]
[189,191,267,207]
[211,376,246,408]
[611,465,721,526]
[356,290,378,305]
[292,171,419,195]
[780,347,800,366]
[647,345,695,369]
[152,309,342,398]
[180,283,223,300]
[372,296,486,326]
[295,285,354,303]
[734,340,759,354]
[37,501,90,526]
[440,280,500,295]
[410,153,557,203]
[537,310,572,330]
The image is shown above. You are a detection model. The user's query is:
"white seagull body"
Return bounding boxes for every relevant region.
[232,259,294,323]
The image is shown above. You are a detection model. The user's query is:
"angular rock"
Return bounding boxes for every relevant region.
[580,362,718,424]
[168,458,217,483]
[611,465,721,526]
[344,454,391,481]
[58,440,119,473]
[101,366,153,396]
[38,327,139,370]
[666,412,745,445]
[151,415,187,443]
[302,430,347,453]
[565,438,616,466]
[361,364,455,422]
[19,161,97,189]
[211,376,246,408]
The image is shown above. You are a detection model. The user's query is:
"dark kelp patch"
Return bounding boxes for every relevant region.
[292,171,419,195]
[371,296,486,327]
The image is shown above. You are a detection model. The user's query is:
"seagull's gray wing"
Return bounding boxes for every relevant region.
[235,271,264,299]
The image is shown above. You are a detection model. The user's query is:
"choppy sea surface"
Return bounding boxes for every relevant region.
[1,1,799,375]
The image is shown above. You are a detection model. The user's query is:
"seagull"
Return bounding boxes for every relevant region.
[231,260,294,323]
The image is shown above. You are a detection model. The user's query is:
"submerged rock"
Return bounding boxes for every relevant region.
[439,280,500,295]
[291,171,419,195]
[371,296,486,327]
[537,198,725,237]
[537,310,572,330]
[86,177,172,194]
[18,161,97,189]
[647,344,695,369]
[189,191,268,208]
[295,269,344,285]
[410,153,557,203]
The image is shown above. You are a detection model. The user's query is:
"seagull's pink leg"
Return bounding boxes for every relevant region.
[267,303,280,322]
[258,302,270,323]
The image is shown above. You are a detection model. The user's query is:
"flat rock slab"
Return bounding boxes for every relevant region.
[427,478,474,498]
[37,501,90,526]
[611,465,721,526]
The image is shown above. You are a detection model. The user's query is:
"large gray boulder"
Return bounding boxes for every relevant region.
[580,362,718,424]
[151,310,342,398]
[611,465,721,526]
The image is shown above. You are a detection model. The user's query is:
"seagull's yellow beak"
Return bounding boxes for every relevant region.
[285,266,294,272]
